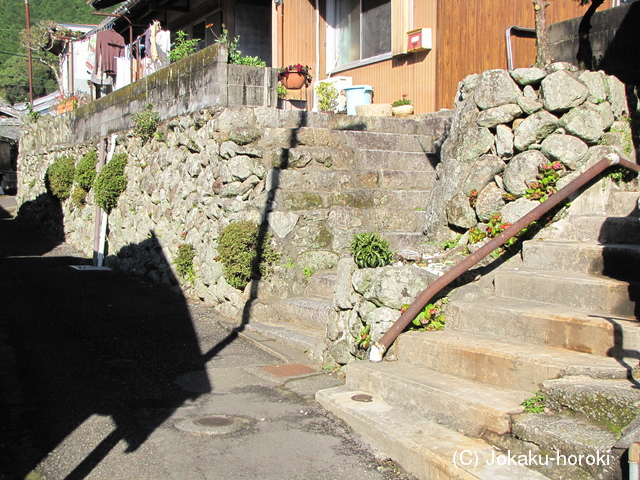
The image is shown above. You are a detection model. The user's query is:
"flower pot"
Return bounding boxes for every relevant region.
[57,101,75,114]
[281,72,306,90]
[392,104,414,116]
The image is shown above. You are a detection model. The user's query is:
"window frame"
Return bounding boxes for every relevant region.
[326,0,393,75]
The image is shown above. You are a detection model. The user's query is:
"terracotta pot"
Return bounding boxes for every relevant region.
[281,72,306,90]
[392,104,414,116]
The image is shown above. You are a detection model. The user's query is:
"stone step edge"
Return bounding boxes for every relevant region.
[346,360,531,436]
[219,318,325,363]
[450,296,639,325]
[316,385,550,480]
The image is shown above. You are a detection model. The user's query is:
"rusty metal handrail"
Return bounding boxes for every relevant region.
[370,153,640,362]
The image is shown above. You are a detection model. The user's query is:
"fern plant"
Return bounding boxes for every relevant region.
[351,232,393,269]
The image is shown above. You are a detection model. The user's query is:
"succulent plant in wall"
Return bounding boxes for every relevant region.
[350,232,393,269]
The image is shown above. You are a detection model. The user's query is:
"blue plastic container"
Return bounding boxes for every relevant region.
[344,85,373,115]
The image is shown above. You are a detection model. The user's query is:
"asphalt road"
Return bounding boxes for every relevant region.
[0,197,414,480]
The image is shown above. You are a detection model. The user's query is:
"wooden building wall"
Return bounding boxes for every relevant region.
[280,0,610,113]
[435,0,608,110]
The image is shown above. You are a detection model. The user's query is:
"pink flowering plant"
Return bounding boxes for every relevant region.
[524,161,564,202]
[278,64,312,86]
[400,298,447,331]
[392,94,412,107]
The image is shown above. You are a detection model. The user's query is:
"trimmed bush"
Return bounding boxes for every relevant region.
[45,156,75,200]
[94,153,128,211]
[217,221,280,290]
[75,149,98,191]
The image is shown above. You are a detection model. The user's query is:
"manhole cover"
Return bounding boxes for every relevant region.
[351,394,373,403]
[174,414,254,436]
[194,416,234,427]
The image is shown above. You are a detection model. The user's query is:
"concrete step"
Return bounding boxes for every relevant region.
[395,330,634,391]
[291,109,453,136]
[280,189,431,211]
[542,376,640,431]
[292,127,435,153]
[522,240,640,280]
[275,168,437,192]
[271,296,333,330]
[316,385,550,480]
[381,232,424,251]
[512,413,619,480]
[569,188,639,217]
[283,207,425,233]
[284,147,437,172]
[303,270,336,299]
[345,360,530,436]
[495,269,638,318]
[539,215,640,244]
[447,297,640,356]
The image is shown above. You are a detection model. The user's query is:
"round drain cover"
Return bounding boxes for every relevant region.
[351,394,373,403]
[175,414,254,436]
[194,416,234,427]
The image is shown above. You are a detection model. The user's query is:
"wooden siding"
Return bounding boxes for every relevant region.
[435,0,610,110]
[281,0,610,113]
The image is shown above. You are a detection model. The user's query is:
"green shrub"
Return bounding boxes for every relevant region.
[93,153,128,211]
[75,149,98,191]
[71,186,88,206]
[174,243,196,284]
[132,104,160,143]
[169,31,199,63]
[315,82,338,112]
[217,221,280,290]
[45,155,75,200]
[351,232,393,269]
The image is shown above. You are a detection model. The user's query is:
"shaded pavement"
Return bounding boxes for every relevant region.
[0,196,413,480]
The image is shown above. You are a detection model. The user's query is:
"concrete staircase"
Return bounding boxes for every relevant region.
[317,182,640,479]
[243,113,451,357]
[264,113,451,252]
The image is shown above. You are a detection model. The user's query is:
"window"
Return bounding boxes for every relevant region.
[328,0,392,71]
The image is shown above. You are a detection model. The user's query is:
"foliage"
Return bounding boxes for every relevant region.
[315,82,339,112]
[74,149,97,191]
[93,153,128,211]
[132,104,160,143]
[174,243,196,284]
[522,391,546,413]
[71,186,87,206]
[391,94,412,107]
[169,31,200,63]
[214,25,266,67]
[607,165,637,185]
[468,226,487,244]
[468,189,478,209]
[303,267,314,278]
[26,102,40,123]
[350,232,394,269]
[357,325,371,350]
[524,161,563,202]
[45,155,75,200]
[401,298,448,331]
[217,221,280,290]
[442,234,461,251]
[278,64,312,87]
[277,84,288,99]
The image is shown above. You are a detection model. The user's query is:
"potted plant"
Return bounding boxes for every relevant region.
[278,64,312,90]
[277,83,307,110]
[315,81,339,112]
[391,94,414,116]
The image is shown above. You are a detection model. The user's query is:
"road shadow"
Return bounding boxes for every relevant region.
[1,110,310,479]
[0,214,211,479]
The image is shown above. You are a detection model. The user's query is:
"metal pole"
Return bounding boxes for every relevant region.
[92,138,106,266]
[25,0,34,105]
